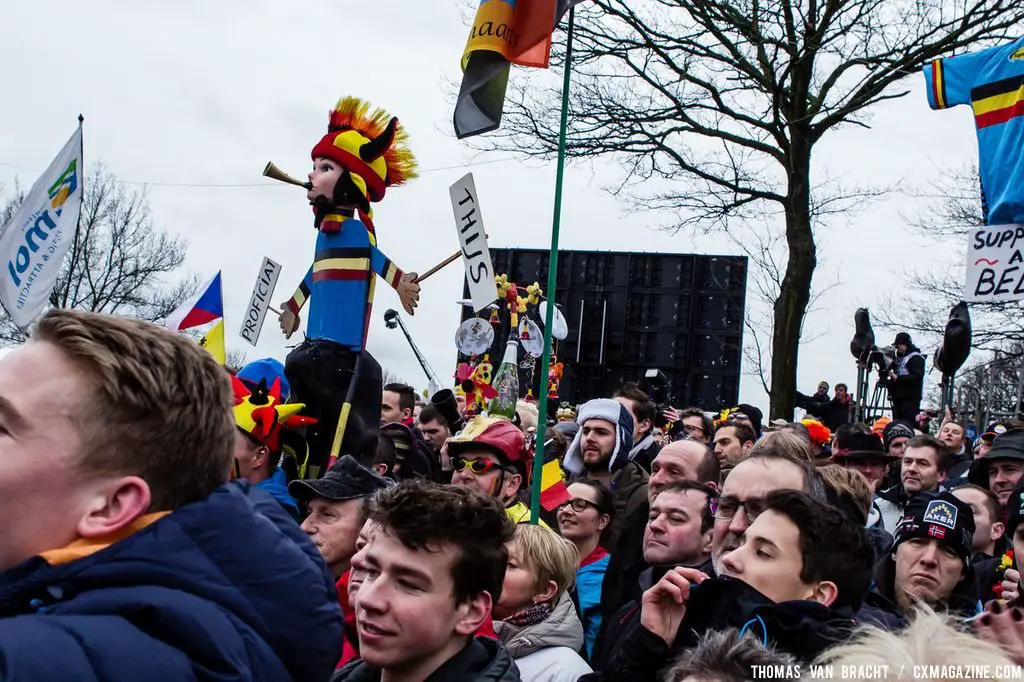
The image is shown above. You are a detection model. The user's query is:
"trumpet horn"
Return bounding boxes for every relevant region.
[263,162,312,190]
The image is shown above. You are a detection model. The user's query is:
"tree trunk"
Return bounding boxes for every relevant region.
[770,130,817,421]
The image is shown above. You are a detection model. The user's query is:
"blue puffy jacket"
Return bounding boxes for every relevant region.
[0,481,343,681]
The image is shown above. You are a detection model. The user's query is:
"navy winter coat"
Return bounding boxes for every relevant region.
[0,481,343,681]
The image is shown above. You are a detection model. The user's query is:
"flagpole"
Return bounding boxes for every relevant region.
[531,6,575,525]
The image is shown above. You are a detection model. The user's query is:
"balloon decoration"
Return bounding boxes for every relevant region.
[452,274,566,418]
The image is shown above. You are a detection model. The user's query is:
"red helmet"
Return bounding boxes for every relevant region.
[448,416,530,476]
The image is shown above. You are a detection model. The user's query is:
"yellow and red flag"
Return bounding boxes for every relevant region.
[538,457,571,511]
[454,0,587,139]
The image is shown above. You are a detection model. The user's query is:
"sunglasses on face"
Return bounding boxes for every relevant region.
[709,495,766,521]
[683,424,705,435]
[450,456,503,475]
[558,498,600,514]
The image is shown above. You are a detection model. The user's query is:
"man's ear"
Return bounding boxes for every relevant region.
[700,529,714,556]
[77,476,152,539]
[455,591,491,637]
[506,472,523,499]
[253,446,270,470]
[993,521,1006,542]
[373,463,389,476]
[809,580,838,608]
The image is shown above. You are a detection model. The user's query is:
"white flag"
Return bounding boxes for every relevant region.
[0,125,84,329]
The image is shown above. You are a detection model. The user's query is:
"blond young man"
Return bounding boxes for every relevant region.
[0,310,341,681]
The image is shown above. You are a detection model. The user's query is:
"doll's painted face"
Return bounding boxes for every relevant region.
[308,158,341,203]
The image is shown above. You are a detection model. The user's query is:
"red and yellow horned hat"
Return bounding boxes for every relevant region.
[231,375,316,453]
[310,96,418,206]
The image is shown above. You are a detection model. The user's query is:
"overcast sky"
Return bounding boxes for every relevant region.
[0,0,984,414]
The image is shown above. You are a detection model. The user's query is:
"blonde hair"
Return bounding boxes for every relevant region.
[751,430,814,463]
[816,608,1017,679]
[35,309,235,511]
[513,524,578,599]
[818,465,873,520]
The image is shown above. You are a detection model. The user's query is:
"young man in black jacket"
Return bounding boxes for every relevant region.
[334,482,520,682]
[582,490,875,681]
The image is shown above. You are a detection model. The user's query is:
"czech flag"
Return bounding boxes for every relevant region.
[539,457,571,511]
[166,272,223,331]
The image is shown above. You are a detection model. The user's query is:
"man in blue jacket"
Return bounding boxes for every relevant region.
[0,309,342,681]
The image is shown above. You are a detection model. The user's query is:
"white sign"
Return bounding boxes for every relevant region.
[965,224,1024,302]
[239,257,282,346]
[0,126,84,328]
[449,173,498,312]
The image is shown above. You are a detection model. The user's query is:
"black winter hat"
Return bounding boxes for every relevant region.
[893,490,975,568]
[734,403,763,435]
[894,332,913,346]
[1005,483,1024,539]
[882,420,916,451]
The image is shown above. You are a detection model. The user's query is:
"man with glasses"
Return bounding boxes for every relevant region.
[677,407,713,444]
[710,451,826,577]
[448,415,539,525]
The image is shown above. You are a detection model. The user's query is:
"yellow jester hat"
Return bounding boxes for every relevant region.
[310,97,418,210]
[231,375,316,453]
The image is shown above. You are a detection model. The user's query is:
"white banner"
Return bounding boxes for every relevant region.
[965,224,1024,303]
[0,126,84,328]
[448,173,498,312]
[239,257,282,346]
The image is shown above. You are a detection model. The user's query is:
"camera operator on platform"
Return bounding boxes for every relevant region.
[888,332,925,423]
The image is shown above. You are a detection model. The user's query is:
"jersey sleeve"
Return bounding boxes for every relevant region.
[368,244,405,290]
[284,266,313,315]
[923,45,999,110]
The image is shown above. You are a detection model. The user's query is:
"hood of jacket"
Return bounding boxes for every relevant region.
[494,591,584,658]
[867,500,883,528]
[0,481,342,682]
[332,636,520,682]
[256,466,300,517]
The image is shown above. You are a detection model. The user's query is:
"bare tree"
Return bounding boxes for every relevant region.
[951,344,1024,426]
[381,368,410,388]
[879,163,1024,350]
[473,0,1024,418]
[0,164,198,342]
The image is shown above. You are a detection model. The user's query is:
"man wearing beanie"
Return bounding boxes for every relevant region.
[889,332,926,422]
[564,398,647,547]
[873,490,980,617]
[883,420,916,460]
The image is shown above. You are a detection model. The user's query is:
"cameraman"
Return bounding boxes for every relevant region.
[888,332,925,422]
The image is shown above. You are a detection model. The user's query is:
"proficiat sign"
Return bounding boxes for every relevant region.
[239,257,282,346]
